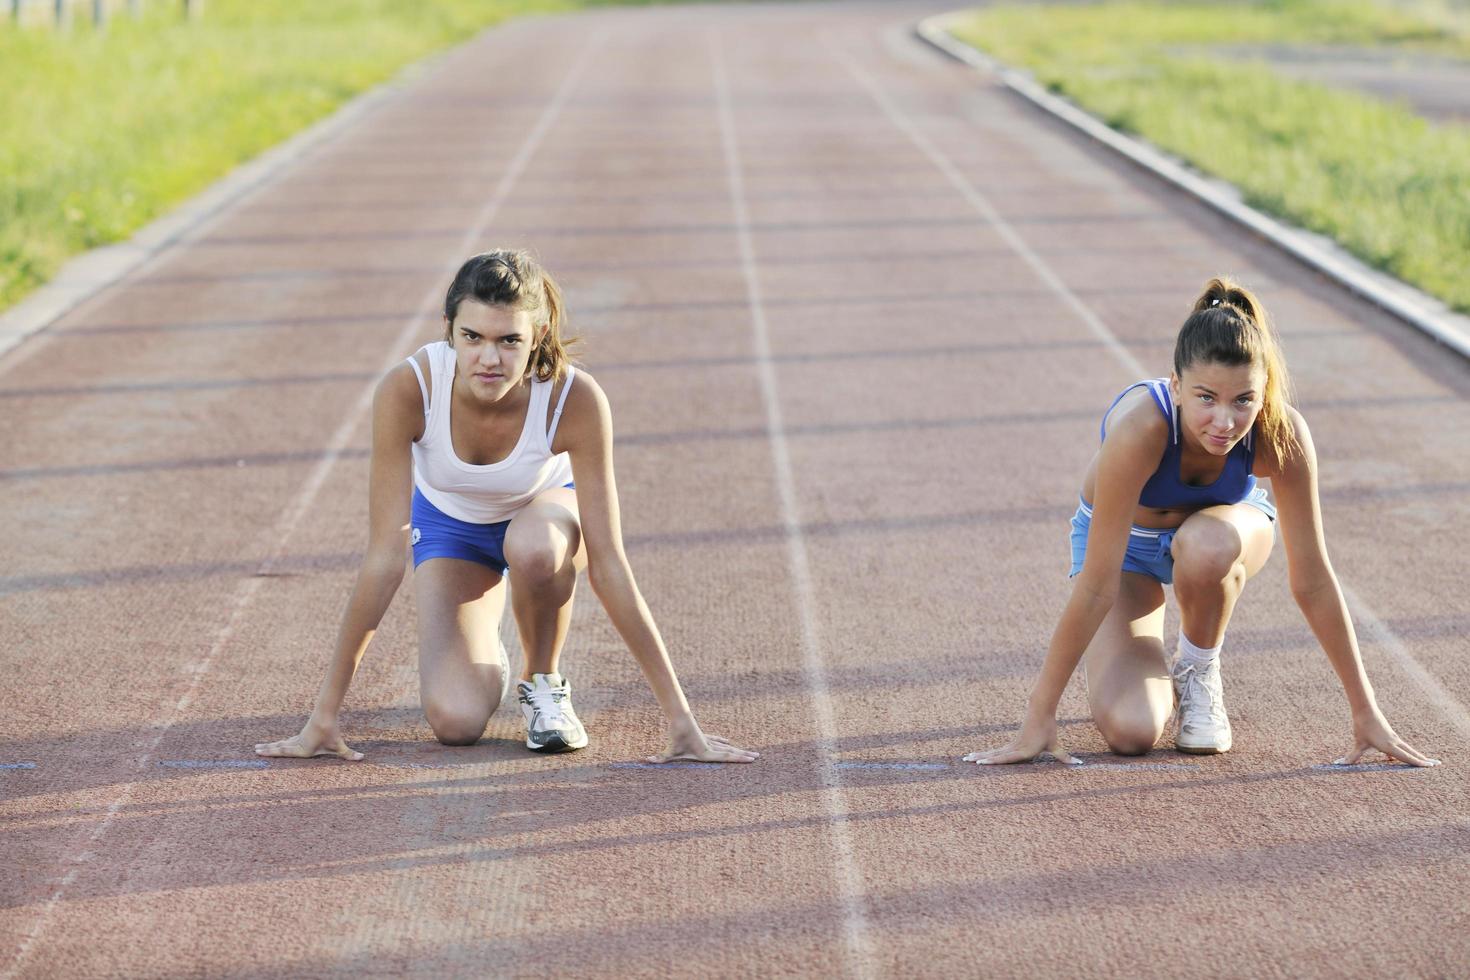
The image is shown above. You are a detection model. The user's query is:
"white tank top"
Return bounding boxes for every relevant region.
[406,341,575,524]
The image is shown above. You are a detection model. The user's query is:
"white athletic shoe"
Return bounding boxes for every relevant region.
[1172,657,1232,754]
[517,672,589,753]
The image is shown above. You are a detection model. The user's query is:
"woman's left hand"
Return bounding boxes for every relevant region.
[648,716,759,764]
[1338,705,1440,767]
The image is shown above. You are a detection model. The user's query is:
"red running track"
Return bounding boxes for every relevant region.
[3,2,1469,976]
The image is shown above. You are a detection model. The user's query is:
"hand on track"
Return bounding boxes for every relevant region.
[647,718,759,764]
[963,712,1081,766]
[255,718,364,762]
[1335,707,1439,768]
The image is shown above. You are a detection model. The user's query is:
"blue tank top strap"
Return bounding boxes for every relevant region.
[1100,377,1174,442]
[1145,379,1178,445]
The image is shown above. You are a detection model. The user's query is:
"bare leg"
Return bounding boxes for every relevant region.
[1171,504,1275,648]
[504,486,586,681]
[414,558,508,746]
[1083,572,1171,755]
[1168,503,1276,754]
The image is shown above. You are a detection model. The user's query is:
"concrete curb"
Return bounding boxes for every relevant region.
[0,48,449,363]
[915,11,1470,361]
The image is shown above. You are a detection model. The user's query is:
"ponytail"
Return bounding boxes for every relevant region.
[529,270,570,383]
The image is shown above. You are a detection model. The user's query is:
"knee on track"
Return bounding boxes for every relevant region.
[1095,711,1165,756]
[423,700,492,746]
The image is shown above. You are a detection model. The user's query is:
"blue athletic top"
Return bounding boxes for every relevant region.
[1100,378,1257,511]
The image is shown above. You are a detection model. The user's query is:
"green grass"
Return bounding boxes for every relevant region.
[0,0,652,313]
[949,0,1470,312]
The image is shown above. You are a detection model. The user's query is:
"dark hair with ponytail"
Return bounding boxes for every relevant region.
[442,249,577,382]
[1175,276,1297,463]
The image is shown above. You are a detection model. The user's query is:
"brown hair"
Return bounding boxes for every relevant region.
[1174,276,1297,463]
[442,249,577,382]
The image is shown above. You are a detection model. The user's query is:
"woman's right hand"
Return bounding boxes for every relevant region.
[962,708,1081,765]
[255,715,364,761]
[647,714,760,764]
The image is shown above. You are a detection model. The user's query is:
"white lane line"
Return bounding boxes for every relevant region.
[915,14,1470,362]
[2,41,601,980]
[826,41,1145,379]
[1341,586,1470,740]
[0,763,37,770]
[831,40,1466,751]
[711,35,876,980]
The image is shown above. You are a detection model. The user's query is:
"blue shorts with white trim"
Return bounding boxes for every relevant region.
[410,485,574,575]
[1067,486,1275,585]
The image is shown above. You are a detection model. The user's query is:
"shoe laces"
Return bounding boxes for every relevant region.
[1176,661,1227,726]
[523,682,572,727]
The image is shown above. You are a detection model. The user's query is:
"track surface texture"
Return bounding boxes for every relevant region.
[4,3,1469,977]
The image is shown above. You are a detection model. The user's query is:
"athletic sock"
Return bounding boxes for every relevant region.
[1176,629,1222,669]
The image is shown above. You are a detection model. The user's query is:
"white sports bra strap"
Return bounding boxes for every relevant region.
[546,366,577,448]
[406,355,430,418]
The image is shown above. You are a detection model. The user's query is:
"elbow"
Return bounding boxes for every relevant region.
[586,553,630,600]
[359,549,407,591]
[586,562,613,599]
[1071,577,1119,613]
[1290,576,1336,608]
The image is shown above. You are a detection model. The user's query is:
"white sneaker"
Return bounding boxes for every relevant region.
[516,672,589,753]
[1172,658,1232,754]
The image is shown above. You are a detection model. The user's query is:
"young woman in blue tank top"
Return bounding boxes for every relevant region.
[256,250,757,765]
[966,277,1436,767]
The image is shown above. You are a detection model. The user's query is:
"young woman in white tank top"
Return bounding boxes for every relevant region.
[256,250,758,765]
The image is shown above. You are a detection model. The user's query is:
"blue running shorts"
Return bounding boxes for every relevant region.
[410,484,574,574]
[1068,486,1275,585]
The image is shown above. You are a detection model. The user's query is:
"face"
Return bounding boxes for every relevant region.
[1171,360,1266,455]
[446,300,539,401]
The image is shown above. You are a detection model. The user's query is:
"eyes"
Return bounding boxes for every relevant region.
[459,329,523,347]
[1197,393,1254,407]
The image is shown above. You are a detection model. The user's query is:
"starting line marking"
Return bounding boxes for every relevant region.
[839,760,1203,772]
[1312,762,1427,773]
[18,759,1399,774]
[608,760,1209,773]
[1062,762,1201,772]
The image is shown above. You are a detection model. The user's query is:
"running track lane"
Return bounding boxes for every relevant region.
[3,3,1469,976]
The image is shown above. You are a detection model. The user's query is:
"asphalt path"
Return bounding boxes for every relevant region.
[1228,44,1470,124]
[4,2,1470,976]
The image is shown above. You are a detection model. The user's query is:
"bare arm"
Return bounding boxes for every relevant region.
[256,362,422,760]
[558,371,757,763]
[1267,408,1437,766]
[968,397,1161,764]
